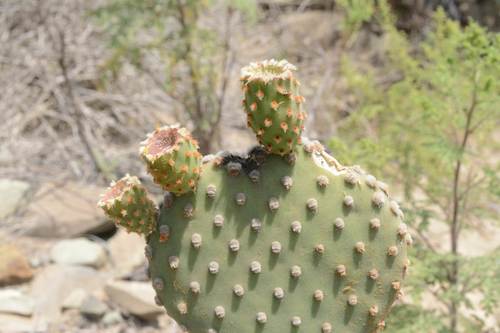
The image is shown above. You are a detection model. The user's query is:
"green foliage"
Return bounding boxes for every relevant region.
[331,2,500,332]
[336,0,375,35]
[93,0,258,151]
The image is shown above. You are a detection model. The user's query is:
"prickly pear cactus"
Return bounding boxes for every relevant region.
[99,60,411,333]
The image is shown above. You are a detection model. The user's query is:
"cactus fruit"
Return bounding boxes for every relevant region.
[98,175,157,235]
[140,125,202,195]
[99,60,410,333]
[241,59,306,155]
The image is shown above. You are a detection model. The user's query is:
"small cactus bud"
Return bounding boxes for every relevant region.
[303,142,315,153]
[405,233,414,246]
[189,281,200,294]
[348,294,358,306]
[191,233,202,248]
[271,241,282,254]
[159,225,170,242]
[214,306,225,319]
[249,169,260,183]
[291,221,302,233]
[169,256,180,270]
[388,246,399,257]
[291,316,302,327]
[365,174,377,188]
[370,218,381,230]
[314,244,325,254]
[153,277,164,291]
[281,176,293,190]
[355,241,366,254]
[344,171,358,185]
[206,184,217,198]
[336,264,347,277]
[235,192,246,206]
[177,302,188,315]
[233,284,245,297]
[163,192,174,208]
[390,200,404,219]
[316,175,329,188]
[322,322,332,333]
[268,197,280,211]
[251,218,262,232]
[273,287,285,300]
[313,289,324,302]
[183,203,194,218]
[227,162,242,176]
[250,261,262,274]
[208,261,220,274]
[368,268,379,280]
[372,190,386,208]
[334,217,345,230]
[392,281,401,290]
[213,214,224,228]
[256,312,267,324]
[285,152,296,165]
[398,223,408,237]
[307,198,318,213]
[369,305,379,316]
[228,239,240,252]
[343,195,354,207]
[290,265,302,278]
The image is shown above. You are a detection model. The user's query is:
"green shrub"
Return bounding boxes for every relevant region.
[332,2,500,332]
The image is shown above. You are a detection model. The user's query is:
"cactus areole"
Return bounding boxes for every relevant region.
[99,60,411,333]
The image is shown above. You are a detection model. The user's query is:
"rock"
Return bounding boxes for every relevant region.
[20,182,114,238]
[0,314,34,332]
[31,265,108,330]
[79,295,108,319]
[0,244,33,286]
[0,289,34,316]
[50,238,106,268]
[102,310,123,326]
[105,280,164,319]
[0,179,30,219]
[108,229,146,278]
[62,289,88,310]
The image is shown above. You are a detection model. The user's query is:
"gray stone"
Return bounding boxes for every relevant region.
[102,310,123,326]
[108,229,146,278]
[20,182,114,238]
[31,265,108,330]
[0,244,33,286]
[50,238,106,268]
[79,295,108,319]
[0,314,34,332]
[105,280,164,319]
[0,179,30,219]
[0,289,34,316]
[62,289,88,309]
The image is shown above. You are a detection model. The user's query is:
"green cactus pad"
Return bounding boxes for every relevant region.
[140,125,202,195]
[98,175,157,235]
[241,59,306,155]
[147,141,410,333]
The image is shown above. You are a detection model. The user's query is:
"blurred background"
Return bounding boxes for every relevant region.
[0,0,499,332]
